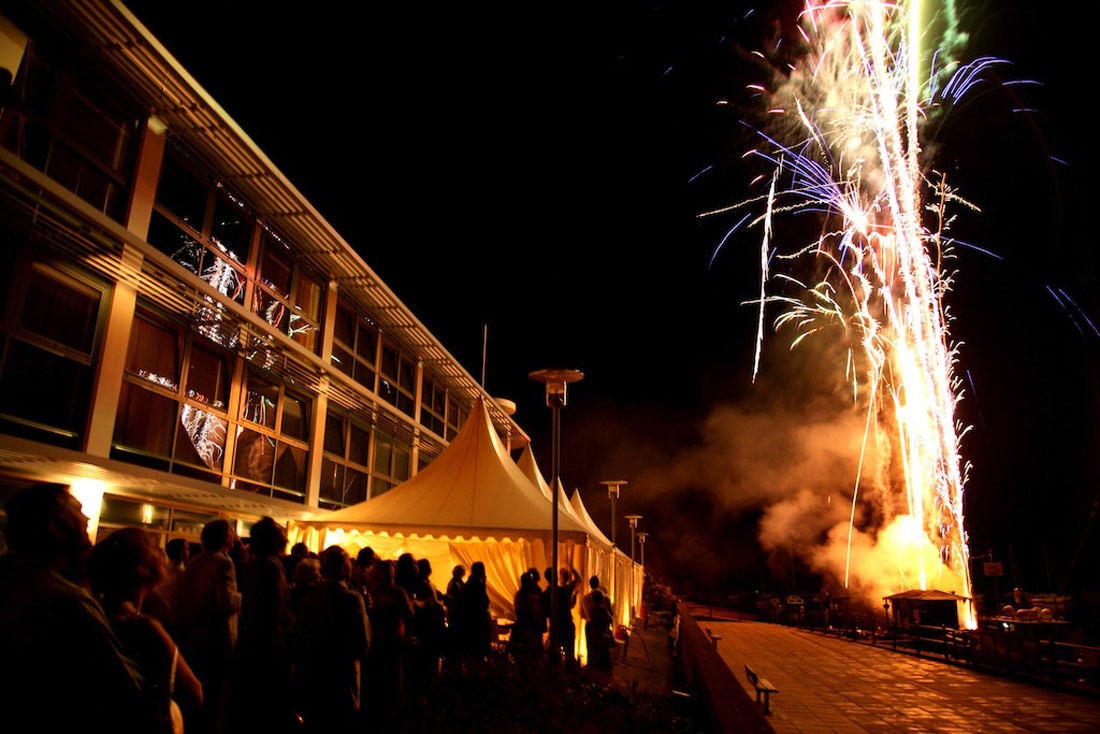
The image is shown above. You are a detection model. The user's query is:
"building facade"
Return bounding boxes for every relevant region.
[0,0,527,546]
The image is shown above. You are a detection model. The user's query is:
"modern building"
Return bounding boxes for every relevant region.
[0,0,528,546]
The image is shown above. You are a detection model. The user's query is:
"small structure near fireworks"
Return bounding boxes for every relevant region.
[884,589,971,630]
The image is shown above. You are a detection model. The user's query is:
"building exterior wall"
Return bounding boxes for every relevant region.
[0,1,526,547]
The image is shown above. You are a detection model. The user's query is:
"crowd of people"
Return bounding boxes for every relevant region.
[0,482,620,733]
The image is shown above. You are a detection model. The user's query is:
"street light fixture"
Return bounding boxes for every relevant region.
[624,514,643,622]
[600,480,627,549]
[637,532,648,569]
[529,367,584,660]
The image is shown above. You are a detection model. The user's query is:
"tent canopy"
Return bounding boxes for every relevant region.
[301,398,590,540]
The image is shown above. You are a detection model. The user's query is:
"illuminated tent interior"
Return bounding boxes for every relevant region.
[291,398,641,653]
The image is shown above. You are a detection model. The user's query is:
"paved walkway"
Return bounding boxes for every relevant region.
[708,620,1100,733]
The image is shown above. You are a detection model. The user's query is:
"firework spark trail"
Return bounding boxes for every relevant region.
[713,0,985,625]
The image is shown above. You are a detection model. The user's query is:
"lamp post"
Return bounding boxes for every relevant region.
[529,368,584,660]
[600,480,627,549]
[624,514,642,622]
[637,532,648,569]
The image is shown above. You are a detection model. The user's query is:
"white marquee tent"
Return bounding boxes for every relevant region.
[291,399,641,647]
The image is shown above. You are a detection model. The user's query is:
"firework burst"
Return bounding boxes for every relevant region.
[709,0,1002,626]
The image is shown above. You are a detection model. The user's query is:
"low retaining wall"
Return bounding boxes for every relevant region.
[677,602,773,734]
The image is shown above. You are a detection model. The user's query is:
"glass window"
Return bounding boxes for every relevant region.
[259,246,292,297]
[253,287,287,331]
[186,343,228,409]
[294,273,322,321]
[358,323,377,363]
[234,426,274,484]
[273,442,307,493]
[394,445,411,482]
[20,267,99,354]
[126,317,179,390]
[319,458,345,505]
[345,469,368,505]
[349,424,370,466]
[281,393,309,441]
[354,361,376,391]
[374,436,392,476]
[381,345,397,380]
[242,372,278,428]
[334,303,354,345]
[210,195,250,263]
[175,405,227,471]
[98,497,170,530]
[147,212,202,274]
[0,338,92,439]
[324,412,345,454]
[157,155,207,229]
[113,381,177,457]
[331,344,353,376]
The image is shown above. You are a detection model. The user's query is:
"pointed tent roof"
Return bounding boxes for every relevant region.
[569,489,614,549]
[302,398,591,539]
[515,446,586,528]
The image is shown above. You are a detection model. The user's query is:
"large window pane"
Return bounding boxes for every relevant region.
[334,303,354,346]
[242,372,278,428]
[294,273,322,320]
[186,343,228,409]
[175,405,227,471]
[324,412,345,455]
[114,382,176,457]
[259,246,292,296]
[21,268,100,354]
[349,424,370,467]
[273,442,307,493]
[147,212,201,274]
[345,469,368,505]
[253,287,287,330]
[200,250,246,304]
[281,393,309,440]
[374,436,392,476]
[234,427,274,484]
[157,155,207,229]
[126,317,178,389]
[330,344,353,377]
[0,338,92,436]
[319,458,344,504]
[210,196,250,263]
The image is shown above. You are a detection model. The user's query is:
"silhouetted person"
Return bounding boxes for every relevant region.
[460,561,491,663]
[179,519,240,734]
[351,546,375,609]
[551,568,581,663]
[232,517,295,732]
[581,575,611,664]
[511,569,544,661]
[282,541,309,580]
[444,564,466,665]
[587,590,614,673]
[408,558,445,701]
[0,483,156,733]
[363,560,414,726]
[145,537,189,636]
[290,557,322,619]
[90,528,203,732]
[295,545,371,733]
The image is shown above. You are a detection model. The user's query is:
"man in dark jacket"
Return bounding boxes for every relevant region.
[295,545,371,732]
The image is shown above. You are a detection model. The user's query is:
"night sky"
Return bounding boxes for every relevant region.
[124,1,1099,599]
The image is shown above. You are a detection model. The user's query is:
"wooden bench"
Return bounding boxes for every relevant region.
[744,665,779,714]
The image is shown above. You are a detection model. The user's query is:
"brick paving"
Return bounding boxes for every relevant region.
[707,620,1100,733]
